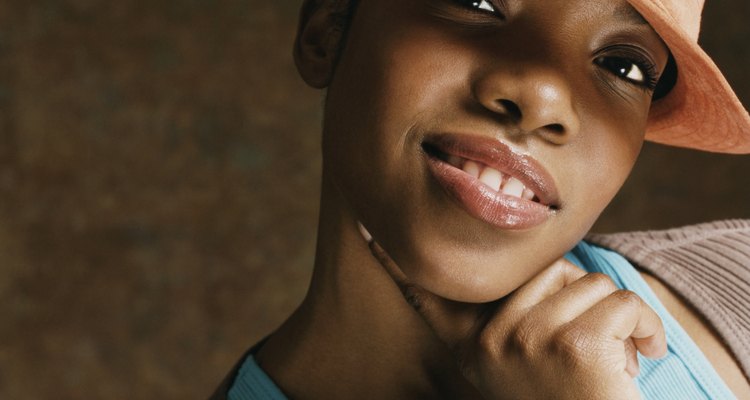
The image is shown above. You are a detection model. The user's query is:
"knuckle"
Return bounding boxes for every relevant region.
[560,259,583,275]
[612,289,641,310]
[477,328,502,358]
[586,272,617,292]
[552,259,578,277]
[505,320,541,359]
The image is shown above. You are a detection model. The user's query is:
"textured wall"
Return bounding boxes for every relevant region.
[0,1,748,398]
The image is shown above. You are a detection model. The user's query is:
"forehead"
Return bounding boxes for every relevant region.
[354,0,658,35]
[524,0,651,30]
[347,0,669,63]
[614,3,649,25]
[548,0,667,51]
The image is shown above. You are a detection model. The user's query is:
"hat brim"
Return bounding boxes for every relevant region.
[628,0,750,154]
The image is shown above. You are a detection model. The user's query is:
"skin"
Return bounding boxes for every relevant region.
[254,0,749,398]
[321,0,667,303]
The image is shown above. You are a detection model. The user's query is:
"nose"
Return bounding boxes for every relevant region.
[473,65,580,145]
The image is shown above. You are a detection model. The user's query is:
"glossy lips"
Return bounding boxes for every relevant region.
[423,134,560,230]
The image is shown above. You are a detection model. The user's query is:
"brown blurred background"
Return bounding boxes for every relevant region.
[0,1,748,398]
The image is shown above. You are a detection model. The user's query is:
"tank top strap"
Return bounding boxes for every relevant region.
[566,241,736,399]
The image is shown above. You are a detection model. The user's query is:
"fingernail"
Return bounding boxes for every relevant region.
[357,221,373,243]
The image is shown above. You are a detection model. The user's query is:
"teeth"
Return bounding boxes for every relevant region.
[502,177,525,198]
[462,160,482,179]
[461,160,539,202]
[478,167,503,191]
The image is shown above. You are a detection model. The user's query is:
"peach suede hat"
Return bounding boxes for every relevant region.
[627,0,750,153]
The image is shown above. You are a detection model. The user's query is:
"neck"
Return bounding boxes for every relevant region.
[255,173,479,399]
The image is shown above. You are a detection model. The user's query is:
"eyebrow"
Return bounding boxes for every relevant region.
[614,4,649,25]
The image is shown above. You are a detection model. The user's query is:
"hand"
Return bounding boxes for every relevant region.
[361,224,667,400]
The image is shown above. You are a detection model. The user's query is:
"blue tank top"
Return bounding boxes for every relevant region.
[228,241,736,399]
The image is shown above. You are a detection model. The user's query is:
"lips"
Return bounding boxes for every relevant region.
[422,133,560,230]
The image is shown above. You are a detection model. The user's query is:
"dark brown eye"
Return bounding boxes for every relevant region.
[598,57,644,83]
[454,0,499,15]
[595,56,658,89]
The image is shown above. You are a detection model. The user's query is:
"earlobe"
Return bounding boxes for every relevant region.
[294,0,349,89]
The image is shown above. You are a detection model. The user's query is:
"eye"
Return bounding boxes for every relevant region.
[596,57,644,83]
[473,0,496,13]
[455,0,499,15]
[595,56,658,89]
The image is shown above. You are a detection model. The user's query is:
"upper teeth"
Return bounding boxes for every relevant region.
[449,157,537,201]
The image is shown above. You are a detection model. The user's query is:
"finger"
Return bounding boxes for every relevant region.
[521,272,620,330]
[499,258,586,323]
[575,289,667,360]
[367,238,480,348]
[624,338,640,378]
[633,334,668,360]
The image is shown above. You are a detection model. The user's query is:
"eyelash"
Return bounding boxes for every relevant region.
[594,48,659,90]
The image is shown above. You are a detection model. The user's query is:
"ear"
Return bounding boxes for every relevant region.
[294,0,351,89]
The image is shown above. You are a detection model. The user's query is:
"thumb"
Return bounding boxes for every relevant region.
[359,222,482,349]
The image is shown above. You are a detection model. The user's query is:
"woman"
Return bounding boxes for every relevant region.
[214,0,750,398]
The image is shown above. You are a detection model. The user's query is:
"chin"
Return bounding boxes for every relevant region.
[402,257,523,304]
[372,206,599,303]
[387,232,551,304]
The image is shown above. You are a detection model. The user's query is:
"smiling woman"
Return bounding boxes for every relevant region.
[318,0,669,304]
[211,0,750,398]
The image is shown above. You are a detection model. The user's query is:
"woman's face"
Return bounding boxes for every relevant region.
[320,0,670,302]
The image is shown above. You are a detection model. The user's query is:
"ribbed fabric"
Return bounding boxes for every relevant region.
[567,242,736,400]
[226,355,286,400]
[587,219,750,382]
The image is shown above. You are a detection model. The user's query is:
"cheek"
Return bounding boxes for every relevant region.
[566,116,645,227]
[326,12,471,134]
[321,13,472,211]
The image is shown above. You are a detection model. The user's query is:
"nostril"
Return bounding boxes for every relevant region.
[545,123,565,134]
[497,99,522,121]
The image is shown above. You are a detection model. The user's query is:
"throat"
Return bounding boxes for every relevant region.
[254,281,477,399]
[252,173,481,398]
[253,192,479,398]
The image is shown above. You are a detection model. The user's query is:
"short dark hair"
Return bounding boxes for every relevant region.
[654,54,677,101]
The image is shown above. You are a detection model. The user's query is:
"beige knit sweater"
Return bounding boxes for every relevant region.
[588,219,750,382]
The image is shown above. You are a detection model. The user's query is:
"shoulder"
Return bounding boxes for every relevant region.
[587,219,750,260]
[586,220,750,392]
[586,220,750,301]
